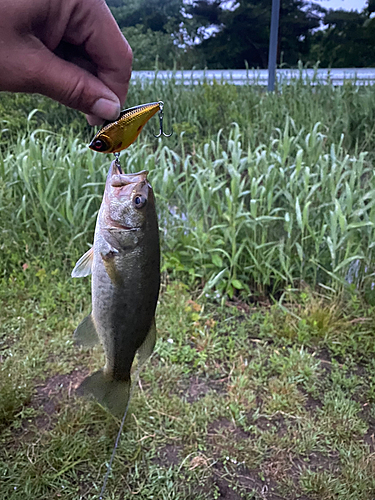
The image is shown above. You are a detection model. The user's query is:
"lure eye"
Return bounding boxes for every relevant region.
[133,195,147,209]
[89,138,108,152]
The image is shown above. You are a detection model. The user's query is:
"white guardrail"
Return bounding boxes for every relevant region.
[132,68,375,86]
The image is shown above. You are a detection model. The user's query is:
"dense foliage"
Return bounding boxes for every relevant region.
[105,0,375,69]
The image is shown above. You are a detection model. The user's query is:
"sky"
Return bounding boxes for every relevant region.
[201,0,368,12]
[313,0,367,11]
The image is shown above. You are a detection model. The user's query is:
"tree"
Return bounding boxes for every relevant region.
[121,26,181,69]
[309,6,375,67]
[106,0,375,70]
[108,0,184,32]
[186,0,322,69]
[278,1,325,66]
[190,0,374,69]
[107,0,201,69]
[187,0,270,68]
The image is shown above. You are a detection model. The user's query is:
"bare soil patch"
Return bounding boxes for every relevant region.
[32,369,88,430]
[173,375,226,403]
[152,443,183,467]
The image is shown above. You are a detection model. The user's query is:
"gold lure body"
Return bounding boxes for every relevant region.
[89,102,161,154]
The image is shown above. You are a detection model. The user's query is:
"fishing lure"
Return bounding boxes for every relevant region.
[89,101,172,155]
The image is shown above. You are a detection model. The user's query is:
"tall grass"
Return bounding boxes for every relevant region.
[2,76,375,159]
[1,111,374,297]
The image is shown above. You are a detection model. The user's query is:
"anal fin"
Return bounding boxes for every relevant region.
[73,313,99,347]
[137,317,157,368]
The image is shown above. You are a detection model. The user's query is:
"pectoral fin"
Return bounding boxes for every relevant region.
[73,313,99,347]
[71,247,94,278]
[137,318,157,367]
[99,240,121,285]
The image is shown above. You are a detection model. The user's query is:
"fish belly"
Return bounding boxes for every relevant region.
[91,248,159,381]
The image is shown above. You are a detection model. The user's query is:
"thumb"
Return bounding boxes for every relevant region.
[23,44,121,121]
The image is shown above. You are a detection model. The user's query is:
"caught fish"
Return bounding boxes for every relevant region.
[89,102,162,154]
[72,160,160,417]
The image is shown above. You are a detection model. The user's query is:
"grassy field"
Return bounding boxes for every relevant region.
[1,78,375,499]
[1,272,375,499]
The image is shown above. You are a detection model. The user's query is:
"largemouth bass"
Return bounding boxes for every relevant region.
[72,160,160,417]
[89,102,161,154]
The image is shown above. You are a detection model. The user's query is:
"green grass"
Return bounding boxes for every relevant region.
[1,272,375,499]
[1,118,374,296]
[2,74,375,158]
[1,79,375,499]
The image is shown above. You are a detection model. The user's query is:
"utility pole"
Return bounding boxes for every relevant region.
[267,0,281,91]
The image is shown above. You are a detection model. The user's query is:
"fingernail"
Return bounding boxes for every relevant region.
[90,98,120,121]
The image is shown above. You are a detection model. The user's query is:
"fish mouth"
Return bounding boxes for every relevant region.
[110,169,149,186]
[108,223,141,231]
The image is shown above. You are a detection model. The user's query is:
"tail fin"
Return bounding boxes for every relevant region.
[78,370,131,418]
[78,319,157,418]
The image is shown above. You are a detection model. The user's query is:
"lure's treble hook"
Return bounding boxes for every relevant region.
[154,101,172,138]
[114,152,123,174]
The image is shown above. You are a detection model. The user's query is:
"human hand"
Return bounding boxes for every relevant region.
[0,0,132,125]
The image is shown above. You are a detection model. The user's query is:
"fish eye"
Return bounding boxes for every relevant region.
[134,195,147,209]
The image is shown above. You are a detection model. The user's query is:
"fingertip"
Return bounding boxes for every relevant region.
[86,114,104,126]
[90,97,120,122]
